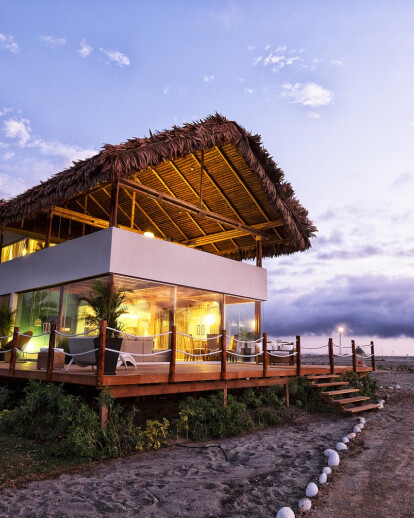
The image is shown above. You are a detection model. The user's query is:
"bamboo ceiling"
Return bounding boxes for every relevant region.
[0,114,317,260]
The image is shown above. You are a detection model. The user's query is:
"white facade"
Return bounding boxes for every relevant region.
[0,227,267,301]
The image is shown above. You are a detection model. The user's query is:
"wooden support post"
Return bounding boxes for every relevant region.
[199,150,204,208]
[223,386,228,407]
[46,323,57,381]
[370,340,376,371]
[0,229,3,263]
[328,337,334,374]
[351,339,357,372]
[97,320,107,387]
[109,180,120,227]
[256,236,262,267]
[296,335,301,376]
[220,329,227,380]
[262,332,268,378]
[44,213,53,248]
[100,403,108,430]
[284,382,290,407]
[169,326,176,383]
[8,327,19,377]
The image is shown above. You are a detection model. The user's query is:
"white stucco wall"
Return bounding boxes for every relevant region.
[0,227,267,300]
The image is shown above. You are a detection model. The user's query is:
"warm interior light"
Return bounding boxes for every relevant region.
[204,314,216,326]
[144,231,155,238]
[22,248,27,256]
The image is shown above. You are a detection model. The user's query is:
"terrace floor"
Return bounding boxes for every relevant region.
[0,360,373,398]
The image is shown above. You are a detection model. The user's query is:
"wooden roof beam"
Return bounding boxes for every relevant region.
[168,160,239,250]
[182,220,284,247]
[119,178,270,239]
[150,167,220,254]
[121,187,167,239]
[215,146,284,241]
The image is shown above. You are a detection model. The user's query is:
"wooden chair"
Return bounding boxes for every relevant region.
[227,334,239,362]
[207,333,221,361]
[3,331,33,362]
[184,334,194,361]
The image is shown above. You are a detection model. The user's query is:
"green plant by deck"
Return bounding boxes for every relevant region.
[0,374,380,464]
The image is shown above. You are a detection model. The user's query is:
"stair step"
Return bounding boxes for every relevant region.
[343,403,381,414]
[322,388,359,396]
[312,381,349,388]
[306,375,341,380]
[334,395,370,405]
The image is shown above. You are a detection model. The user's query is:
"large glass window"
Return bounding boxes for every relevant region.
[224,295,256,343]
[1,238,54,263]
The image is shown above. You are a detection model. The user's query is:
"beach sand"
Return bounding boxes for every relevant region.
[0,366,412,517]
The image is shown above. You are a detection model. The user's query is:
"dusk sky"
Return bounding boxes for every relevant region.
[1,1,413,354]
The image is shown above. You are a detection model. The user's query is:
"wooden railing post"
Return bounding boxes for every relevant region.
[169,326,176,383]
[351,339,357,372]
[370,340,376,371]
[8,326,19,377]
[296,335,301,376]
[262,333,268,377]
[46,323,57,381]
[97,320,107,387]
[220,329,227,380]
[328,337,334,374]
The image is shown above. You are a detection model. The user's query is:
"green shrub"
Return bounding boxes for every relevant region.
[345,371,380,398]
[288,376,332,413]
[176,393,253,441]
[0,387,9,410]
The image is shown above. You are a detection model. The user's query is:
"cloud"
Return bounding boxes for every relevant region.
[100,48,130,67]
[307,111,321,119]
[163,86,170,95]
[282,82,334,107]
[245,88,254,94]
[3,151,14,160]
[28,139,97,162]
[3,118,31,146]
[203,75,214,82]
[247,45,255,51]
[0,173,30,199]
[39,35,66,48]
[2,115,96,163]
[0,33,19,53]
[392,172,414,187]
[265,274,414,338]
[330,59,343,66]
[78,39,93,58]
[252,56,263,65]
[408,120,414,127]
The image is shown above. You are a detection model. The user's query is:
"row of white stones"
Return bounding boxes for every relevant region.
[276,415,368,517]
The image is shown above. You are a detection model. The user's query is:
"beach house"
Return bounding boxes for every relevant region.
[0,114,315,358]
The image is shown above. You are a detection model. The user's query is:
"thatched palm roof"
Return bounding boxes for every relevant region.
[0,114,316,260]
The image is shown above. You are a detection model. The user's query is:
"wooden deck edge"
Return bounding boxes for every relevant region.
[106,377,292,397]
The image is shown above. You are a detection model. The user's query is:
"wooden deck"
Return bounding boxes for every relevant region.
[0,360,373,398]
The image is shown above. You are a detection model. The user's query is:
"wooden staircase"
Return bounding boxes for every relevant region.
[306,374,380,415]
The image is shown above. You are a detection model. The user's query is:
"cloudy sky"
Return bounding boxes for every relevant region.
[1,1,413,354]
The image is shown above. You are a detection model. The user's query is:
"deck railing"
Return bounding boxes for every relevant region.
[3,322,376,383]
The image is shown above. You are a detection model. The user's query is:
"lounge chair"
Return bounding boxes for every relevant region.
[227,334,239,362]
[206,333,221,361]
[66,337,97,372]
[3,330,33,362]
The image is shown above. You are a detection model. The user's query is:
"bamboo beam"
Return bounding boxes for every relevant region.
[182,220,283,247]
[102,187,140,232]
[168,162,231,251]
[89,194,110,218]
[150,167,220,253]
[119,178,268,239]
[121,186,166,238]
[191,153,247,226]
[217,239,291,256]
[256,236,263,267]
[134,178,188,240]
[199,150,204,208]
[130,191,136,230]
[215,146,271,221]
[109,180,120,227]
[0,226,65,244]
[53,207,109,229]
[44,212,53,248]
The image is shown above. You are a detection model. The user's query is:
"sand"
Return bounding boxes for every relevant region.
[0,366,412,517]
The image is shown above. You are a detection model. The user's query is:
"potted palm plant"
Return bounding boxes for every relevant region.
[82,281,129,375]
[0,304,16,362]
